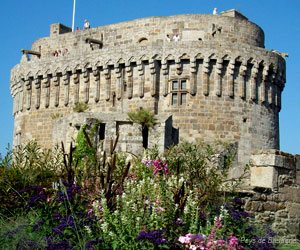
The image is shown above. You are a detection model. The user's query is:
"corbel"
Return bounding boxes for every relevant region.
[126,62,133,99]
[227,60,235,98]
[150,59,157,97]
[115,64,122,100]
[93,66,100,103]
[215,58,223,97]
[137,60,145,98]
[162,59,169,97]
[239,62,247,99]
[250,63,258,101]
[104,65,111,101]
[203,57,210,96]
[175,58,182,75]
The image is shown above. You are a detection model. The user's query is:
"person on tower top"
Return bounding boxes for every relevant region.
[83,19,90,30]
[173,34,180,42]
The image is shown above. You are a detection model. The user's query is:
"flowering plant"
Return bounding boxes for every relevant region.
[152,159,169,176]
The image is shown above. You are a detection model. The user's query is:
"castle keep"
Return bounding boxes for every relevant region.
[9,10,300,238]
[10,10,286,168]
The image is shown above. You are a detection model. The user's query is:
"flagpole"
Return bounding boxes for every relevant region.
[72,0,76,31]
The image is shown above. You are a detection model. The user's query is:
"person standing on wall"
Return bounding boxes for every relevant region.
[83,19,90,30]
[173,34,180,42]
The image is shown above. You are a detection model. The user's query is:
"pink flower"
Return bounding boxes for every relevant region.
[228,233,240,250]
[215,218,222,228]
[178,233,205,246]
[178,236,191,244]
[206,242,212,248]
[190,245,197,250]
[152,159,168,176]
[155,207,165,213]
[39,188,46,195]
[164,167,169,176]
[87,209,93,215]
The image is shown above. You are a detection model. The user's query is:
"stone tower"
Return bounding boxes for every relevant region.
[10,9,286,175]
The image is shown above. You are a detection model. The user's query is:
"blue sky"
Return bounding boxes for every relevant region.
[0,0,299,157]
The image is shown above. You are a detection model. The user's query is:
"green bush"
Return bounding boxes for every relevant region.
[128,108,156,129]
[0,142,63,215]
[73,102,89,112]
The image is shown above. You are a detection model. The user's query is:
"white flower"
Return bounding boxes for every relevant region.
[52,182,59,190]
[84,225,92,235]
[92,200,99,210]
[101,222,108,232]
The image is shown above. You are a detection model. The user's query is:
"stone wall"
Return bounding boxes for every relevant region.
[244,150,300,239]
[52,112,173,155]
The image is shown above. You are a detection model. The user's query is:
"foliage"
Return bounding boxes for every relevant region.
[0,142,63,215]
[51,113,63,120]
[0,140,280,250]
[73,102,89,112]
[127,108,156,129]
[74,124,96,163]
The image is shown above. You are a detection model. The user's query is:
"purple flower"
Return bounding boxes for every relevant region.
[136,229,168,245]
[233,197,244,205]
[173,218,185,226]
[33,219,45,231]
[85,239,104,250]
[46,240,72,250]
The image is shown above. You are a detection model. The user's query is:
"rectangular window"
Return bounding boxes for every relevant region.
[181,93,186,104]
[181,80,186,90]
[99,123,106,140]
[172,93,178,105]
[172,81,178,90]
[171,79,187,106]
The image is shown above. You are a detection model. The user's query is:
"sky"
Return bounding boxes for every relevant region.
[0,0,299,158]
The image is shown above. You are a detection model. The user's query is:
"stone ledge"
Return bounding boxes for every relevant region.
[251,150,296,169]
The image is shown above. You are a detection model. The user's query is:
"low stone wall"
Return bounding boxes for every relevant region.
[52,112,174,155]
[244,150,300,239]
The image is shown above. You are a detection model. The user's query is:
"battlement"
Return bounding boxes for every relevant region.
[24,11,265,62]
[50,23,72,36]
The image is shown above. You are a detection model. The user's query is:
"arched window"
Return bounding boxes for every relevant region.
[138,37,148,44]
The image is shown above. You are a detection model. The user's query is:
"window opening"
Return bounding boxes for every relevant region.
[112,92,116,106]
[99,123,105,140]
[138,37,148,44]
[142,126,149,149]
[171,79,187,105]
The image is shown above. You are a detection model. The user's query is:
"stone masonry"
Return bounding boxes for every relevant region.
[245,150,300,239]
